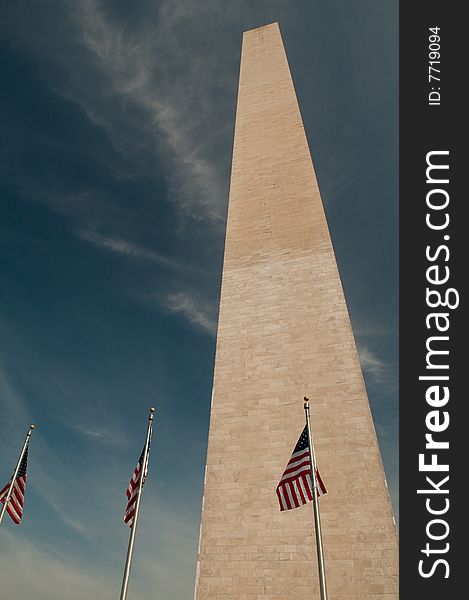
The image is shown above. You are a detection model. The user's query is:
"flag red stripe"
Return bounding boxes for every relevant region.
[13,484,24,505]
[6,506,21,524]
[296,477,306,505]
[283,484,292,510]
[316,470,327,495]
[9,492,23,516]
[281,458,311,479]
[16,477,26,495]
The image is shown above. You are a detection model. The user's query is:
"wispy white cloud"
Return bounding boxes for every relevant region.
[67,0,233,224]
[78,229,199,272]
[69,422,116,441]
[165,291,217,335]
[2,0,239,225]
[129,287,217,335]
[353,320,390,338]
[357,345,386,381]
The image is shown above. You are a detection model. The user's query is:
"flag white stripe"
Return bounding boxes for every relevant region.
[280,462,310,483]
[299,476,309,500]
[285,482,295,507]
[278,486,288,511]
[6,499,21,521]
[293,480,302,505]
[289,482,299,508]
[317,474,326,496]
[13,482,25,504]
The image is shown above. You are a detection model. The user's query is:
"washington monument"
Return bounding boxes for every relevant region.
[194,23,398,599]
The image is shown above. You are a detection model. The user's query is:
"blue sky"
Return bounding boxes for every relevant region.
[0,1,397,598]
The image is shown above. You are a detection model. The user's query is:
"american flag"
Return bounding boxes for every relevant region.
[0,446,29,525]
[123,447,148,527]
[276,426,327,511]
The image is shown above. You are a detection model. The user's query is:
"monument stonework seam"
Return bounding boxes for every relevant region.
[194,22,398,599]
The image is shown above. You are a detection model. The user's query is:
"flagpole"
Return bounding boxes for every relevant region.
[119,407,155,600]
[0,424,35,528]
[304,397,328,600]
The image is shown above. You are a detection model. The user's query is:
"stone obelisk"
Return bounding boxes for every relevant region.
[195,22,398,599]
